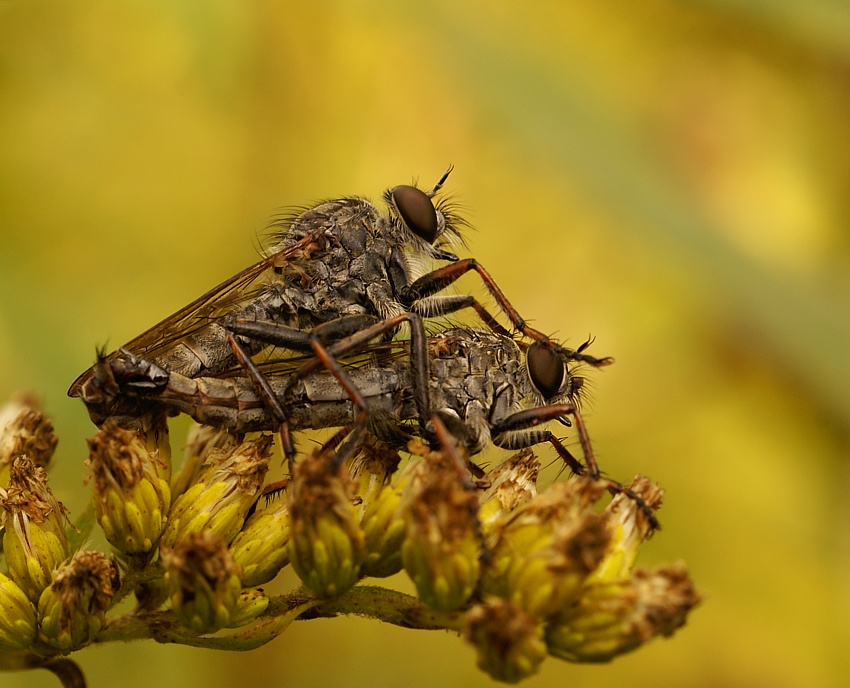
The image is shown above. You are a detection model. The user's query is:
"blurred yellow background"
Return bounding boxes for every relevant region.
[2,1,850,686]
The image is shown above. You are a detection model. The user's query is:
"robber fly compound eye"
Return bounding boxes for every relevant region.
[391,185,441,244]
[527,341,566,400]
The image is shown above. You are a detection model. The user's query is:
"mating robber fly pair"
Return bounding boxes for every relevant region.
[69,168,656,526]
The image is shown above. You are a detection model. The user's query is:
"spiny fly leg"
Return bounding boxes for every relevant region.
[227,314,380,465]
[276,311,432,470]
[491,402,660,530]
[399,259,515,338]
[402,258,615,368]
[489,403,599,478]
[232,311,433,458]
[596,476,661,532]
[429,414,489,565]
[226,333,297,463]
[412,294,513,338]
[303,337,372,467]
[229,314,380,353]
[430,414,478,493]
[290,312,433,442]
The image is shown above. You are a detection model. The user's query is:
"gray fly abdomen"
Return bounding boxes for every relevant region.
[283,360,412,435]
[149,322,246,378]
[153,374,273,433]
[150,287,293,378]
[300,366,403,402]
[286,394,406,435]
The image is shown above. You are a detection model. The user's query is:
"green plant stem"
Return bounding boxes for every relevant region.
[97,584,466,651]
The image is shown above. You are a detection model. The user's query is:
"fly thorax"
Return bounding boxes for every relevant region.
[403,242,440,282]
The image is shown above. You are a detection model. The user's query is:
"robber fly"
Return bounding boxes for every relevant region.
[95,325,658,527]
[69,169,613,438]
[96,326,593,474]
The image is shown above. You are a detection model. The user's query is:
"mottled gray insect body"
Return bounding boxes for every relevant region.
[69,172,465,412]
[104,329,578,461]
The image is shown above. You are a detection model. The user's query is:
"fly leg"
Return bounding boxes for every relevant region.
[230,314,380,355]
[227,327,372,469]
[430,413,477,492]
[225,332,298,460]
[226,314,377,467]
[491,403,660,530]
[429,414,490,565]
[490,404,593,476]
[400,258,614,368]
[228,312,432,465]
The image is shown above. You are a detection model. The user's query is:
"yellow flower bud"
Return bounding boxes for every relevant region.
[86,419,171,556]
[592,476,664,583]
[347,434,401,518]
[0,570,37,651]
[477,449,540,538]
[160,435,272,550]
[37,550,118,653]
[1,458,70,602]
[162,532,243,634]
[401,442,481,611]
[482,479,610,619]
[227,587,270,628]
[230,489,290,588]
[463,598,548,683]
[359,453,420,579]
[546,564,700,662]
[287,448,365,598]
[172,423,239,500]
[0,395,57,485]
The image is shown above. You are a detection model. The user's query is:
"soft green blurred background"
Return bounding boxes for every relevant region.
[3,1,850,686]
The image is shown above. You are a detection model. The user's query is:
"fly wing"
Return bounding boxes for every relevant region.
[68,228,326,397]
[247,337,413,378]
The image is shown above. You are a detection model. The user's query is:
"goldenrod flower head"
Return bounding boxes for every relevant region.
[358,455,421,579]
[287,447,365,598]
[162,531,243,634]
[592,476,664,583]
[86,419,172,556]
[477,449,540,537]
[401,441,481,612]
[0,570,37,652]
[160,435,272,550]
[463,598,548,683]
[172,423,239,500]
[545,563,700,662]
[0,387,698,679]
[0,395,58,485]
[230,487,290,588]
[482,478,610,618]
[37,550,118,653]
[1,457,70,602]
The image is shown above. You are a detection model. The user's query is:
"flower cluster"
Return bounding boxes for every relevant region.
[0,397,699,686]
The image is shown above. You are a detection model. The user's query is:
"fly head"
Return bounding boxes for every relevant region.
[526,340,584,404]
[385,167,463,262]
[526,341,565,401]
[75,348,171,425]
[391,185,441,245]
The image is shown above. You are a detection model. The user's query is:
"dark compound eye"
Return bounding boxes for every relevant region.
[527,342,565,400]
[391,185,440,244]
